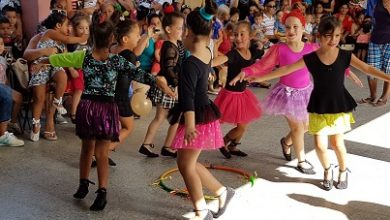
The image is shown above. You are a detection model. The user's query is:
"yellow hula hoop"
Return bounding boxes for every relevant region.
[156,164,254,200]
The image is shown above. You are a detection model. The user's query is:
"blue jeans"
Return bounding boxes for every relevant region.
[0,84,12,122]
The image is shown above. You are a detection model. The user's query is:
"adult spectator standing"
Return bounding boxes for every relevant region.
[360,0,390,106]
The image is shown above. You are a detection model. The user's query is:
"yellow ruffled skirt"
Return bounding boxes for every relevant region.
[309,112,355,135]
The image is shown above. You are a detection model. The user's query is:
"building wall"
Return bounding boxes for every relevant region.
[21,0,50,39]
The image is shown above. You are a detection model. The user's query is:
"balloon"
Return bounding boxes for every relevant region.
[131,93,152,116]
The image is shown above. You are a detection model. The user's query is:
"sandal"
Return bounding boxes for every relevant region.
[30,118,41,142]
[357,97,375,104]
[322,165,333,191]
[296,160,316,175]
[280,137,292,161]
[53,97,67,115]
[336,168,351,190]
[374,98,387,107]
[43,131,58,141]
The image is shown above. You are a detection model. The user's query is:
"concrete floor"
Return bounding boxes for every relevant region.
[1,69,390,220]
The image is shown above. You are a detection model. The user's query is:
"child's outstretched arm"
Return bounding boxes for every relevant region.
[347,70,363,88]
[350,54,390,82]
[246,58,306,84]
[46,29,88,45]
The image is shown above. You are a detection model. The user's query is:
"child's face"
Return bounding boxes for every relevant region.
[57,19,69,36]
[230,13,239,24]
[166,18,184,41]
[149,17,162,29]
[276,11,284,21]
[320,27,342,49]
[254,16,263,25]
[123,25,141,49]
[182,8,191,17]
[220,12,230,22]
[0,23,11,36]
[75,19,90,37]
[305,15,313,24]
[0,38,4,54]
[5,11,17,26]
[53,0,67,10]
[249,6,259,15]
[284,16,304,42]
[234,24,250,49]
[315,4,323,13]
[102,4,115,19]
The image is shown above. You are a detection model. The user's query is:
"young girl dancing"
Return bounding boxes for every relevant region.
[45,12,165,210]
[169,1,235,219]
[139,11,185,158]
[29,11,88,141]
[231,10,318,174]
[108,18,167,162]
[245,16,390,190]
[214,21,262,158]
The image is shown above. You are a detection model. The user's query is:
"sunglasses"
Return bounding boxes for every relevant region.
[267,5,277,8]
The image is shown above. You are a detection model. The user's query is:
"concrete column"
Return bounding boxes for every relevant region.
[20,0,50,39]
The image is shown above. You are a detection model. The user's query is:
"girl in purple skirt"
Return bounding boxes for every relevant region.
[231,10,318,174]
[46,12,166,211]
[168,0,235,219]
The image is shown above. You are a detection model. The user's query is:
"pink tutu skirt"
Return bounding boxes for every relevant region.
[214,88,262,124]
[171,120,224,150]
[263,82,313,122]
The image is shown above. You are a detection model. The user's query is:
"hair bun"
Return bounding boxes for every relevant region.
[282,9,306,26]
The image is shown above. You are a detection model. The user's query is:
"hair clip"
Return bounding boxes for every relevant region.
[199,8,213,21]
[51,9,67,16]
[113,3,122,12]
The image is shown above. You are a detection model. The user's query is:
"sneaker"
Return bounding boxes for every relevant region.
[0,132,24,147]
[7,122,22,135]
[55,113,68,124]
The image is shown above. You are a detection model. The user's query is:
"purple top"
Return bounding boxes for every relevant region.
[371,0,390,44]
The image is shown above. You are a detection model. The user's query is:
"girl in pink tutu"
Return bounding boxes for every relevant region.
[231,10,318,174]
[169,0,235,218]
[214,20,262,158]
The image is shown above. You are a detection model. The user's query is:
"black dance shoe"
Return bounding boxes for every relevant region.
[90,188,107,211]
[73,179,95,199]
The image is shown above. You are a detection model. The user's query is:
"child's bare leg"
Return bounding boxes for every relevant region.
[31,85,46,133]
[109,116,134,151]
[177,149,213,217]
[143,105,167,143]
[71,89,82,117]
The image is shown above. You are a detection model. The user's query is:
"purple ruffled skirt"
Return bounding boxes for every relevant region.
[263,82,313,122]
[76,99,120,142]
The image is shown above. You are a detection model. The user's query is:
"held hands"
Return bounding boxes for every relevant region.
[229,72,263,86]
[156,76,176,98]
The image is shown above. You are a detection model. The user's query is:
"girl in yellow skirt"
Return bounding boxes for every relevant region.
[236,16,390,191]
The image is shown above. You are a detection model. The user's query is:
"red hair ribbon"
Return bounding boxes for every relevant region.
[282,9,306,26]
[164,5,175,14]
